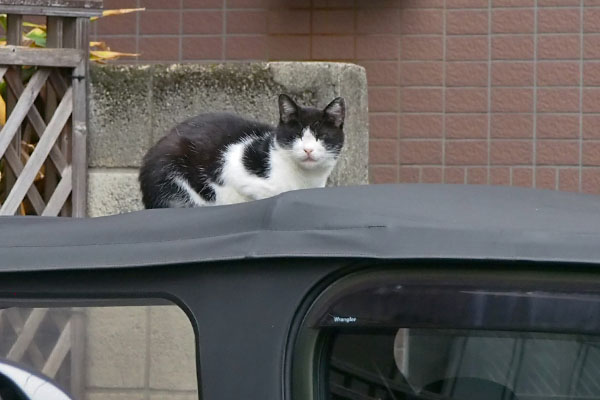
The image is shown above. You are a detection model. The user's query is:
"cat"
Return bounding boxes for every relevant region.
[139,94,345,208]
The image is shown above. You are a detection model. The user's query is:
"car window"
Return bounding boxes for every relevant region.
[328,328,600,400]
[0,303,198,400]
[306,271,600,400]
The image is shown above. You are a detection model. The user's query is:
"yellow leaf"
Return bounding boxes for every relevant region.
[0,40,5,46]
[25,27,45,37]
[90,50,139,61]
[90,41,109,51]
[90,8,145,21]
[0,94,5,126]
[103,8,145,17]
[22,21,46,29]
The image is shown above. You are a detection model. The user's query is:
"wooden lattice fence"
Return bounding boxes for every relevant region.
[0,307,86,399]
[0,2,101,399]
[0,0,101,217]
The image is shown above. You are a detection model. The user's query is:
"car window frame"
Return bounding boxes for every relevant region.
[290,265,600,400]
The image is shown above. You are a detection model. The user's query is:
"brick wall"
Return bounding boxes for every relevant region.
[92,0,600,194]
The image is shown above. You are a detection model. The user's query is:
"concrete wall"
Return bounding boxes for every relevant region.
[88,62,368,217]
[84,305,197,400]
[83,62,368,400]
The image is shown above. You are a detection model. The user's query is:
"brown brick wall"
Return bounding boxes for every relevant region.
[91,0,600,193]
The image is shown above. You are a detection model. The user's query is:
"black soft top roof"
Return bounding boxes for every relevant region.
[2,184,600,272]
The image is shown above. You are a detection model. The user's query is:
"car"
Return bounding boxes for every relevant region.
[2,183,600,400]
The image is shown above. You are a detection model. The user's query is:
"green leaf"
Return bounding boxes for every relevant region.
[0,15,6,31]
[24,27,46,47]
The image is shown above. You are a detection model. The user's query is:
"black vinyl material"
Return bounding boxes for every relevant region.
[2,184,600,271]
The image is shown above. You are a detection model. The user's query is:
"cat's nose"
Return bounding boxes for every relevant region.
[304,148,314,155]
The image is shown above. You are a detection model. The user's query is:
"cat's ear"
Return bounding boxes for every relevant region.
[323,97,345,128]
[278,94,299,123]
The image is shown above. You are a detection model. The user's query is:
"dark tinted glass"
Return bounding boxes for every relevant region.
[329,329,600,400]
[315,283,600,334]
[317,276,600,400]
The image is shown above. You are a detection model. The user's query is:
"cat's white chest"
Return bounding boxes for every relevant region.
[212,141,332,206]
[268,150,328,191]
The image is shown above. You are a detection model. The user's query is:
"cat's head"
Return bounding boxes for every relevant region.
[274,94,345,170]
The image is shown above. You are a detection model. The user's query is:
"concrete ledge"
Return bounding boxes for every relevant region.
[89,62,368,217]
[87,169,143,217]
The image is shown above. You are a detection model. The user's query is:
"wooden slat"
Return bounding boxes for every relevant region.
[0,46,84,68]
[42,165,72,216]
[69,309,86,400]
[45,20,65,203]
[71,68,86,216]
[0,69,50,159]
[0,4,103,18]
[0,67,7,81]
[4,15,23,207]
[42,319,71,378]
[70,18,89,218]
[4,146,46,215]
[4,69,69,174]
[1,0,103,7]
[49,69,72,216]
[0,87,73,215]
[3,309,46,370]
[6,308,48,362]
[49,70,70,182]
[47,17,65,49]
[7,14,23,46]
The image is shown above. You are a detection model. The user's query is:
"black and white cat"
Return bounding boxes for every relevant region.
[139,94,345,208]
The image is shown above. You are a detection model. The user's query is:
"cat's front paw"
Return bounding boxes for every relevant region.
[240,184,278,201]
